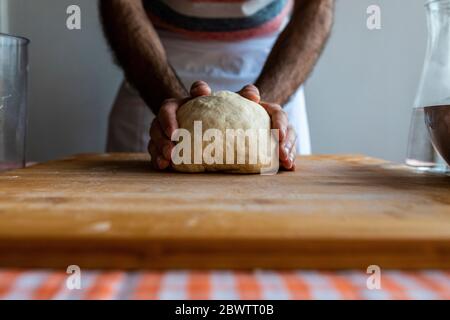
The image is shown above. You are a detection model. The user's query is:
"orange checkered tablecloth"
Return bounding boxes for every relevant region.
[0,270,449,300]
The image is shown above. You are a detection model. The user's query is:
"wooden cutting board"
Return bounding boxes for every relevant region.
[0,153,449,270]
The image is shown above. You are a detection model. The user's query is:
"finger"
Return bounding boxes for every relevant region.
[288,145,297,171]
[162,143,174,162]
[150,120,174,160]
[150,119,163,141]
[238,84,260,103]
[260,101,282,115]
[280,126,297,161]
[159,99,180,138]
[291,145,297,163]
[281,158,295,171]
[281,145,296,171]
[190,81,212,97]
[149,141,170,170]
[158,157,170,170]
[272,111,288,144]
[261,102,288,142]
[148,141,159,169]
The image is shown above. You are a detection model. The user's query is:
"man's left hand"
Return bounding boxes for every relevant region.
[238,84,297,171]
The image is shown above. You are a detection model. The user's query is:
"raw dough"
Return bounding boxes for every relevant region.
[172,91,274,174]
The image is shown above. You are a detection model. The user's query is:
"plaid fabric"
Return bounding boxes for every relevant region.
[0,270,449,300]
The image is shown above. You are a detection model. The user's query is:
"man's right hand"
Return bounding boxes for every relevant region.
[148,81,212,170]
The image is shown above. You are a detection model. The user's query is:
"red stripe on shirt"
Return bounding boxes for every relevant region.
[149,0,292,41]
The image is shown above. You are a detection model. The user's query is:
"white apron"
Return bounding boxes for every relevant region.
[107,31,311,154]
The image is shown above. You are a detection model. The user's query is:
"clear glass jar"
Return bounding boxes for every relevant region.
[0,33,29,171]
[406,0,450,172]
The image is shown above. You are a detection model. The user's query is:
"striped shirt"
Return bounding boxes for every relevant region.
[144,0,294,41]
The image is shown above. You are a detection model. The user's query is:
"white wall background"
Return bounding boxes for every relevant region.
[0,0,8,33]
[0,0,427,162]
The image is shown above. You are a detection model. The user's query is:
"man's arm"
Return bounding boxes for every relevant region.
[255,0,334,105]
[99,0,187,114]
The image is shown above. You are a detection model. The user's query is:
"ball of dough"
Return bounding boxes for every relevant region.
[172,91,274,174]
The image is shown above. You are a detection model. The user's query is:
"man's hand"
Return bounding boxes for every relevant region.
[148,81,211,170]
[238,85,297,171]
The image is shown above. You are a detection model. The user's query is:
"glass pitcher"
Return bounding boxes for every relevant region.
[0,33,29,171]
[406,0,450,172]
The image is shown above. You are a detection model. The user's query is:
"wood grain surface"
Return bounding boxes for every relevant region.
[0,153,449,270]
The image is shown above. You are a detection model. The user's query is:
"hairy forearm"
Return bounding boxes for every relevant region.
[99,0,187,114]
[255,0,334,106]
